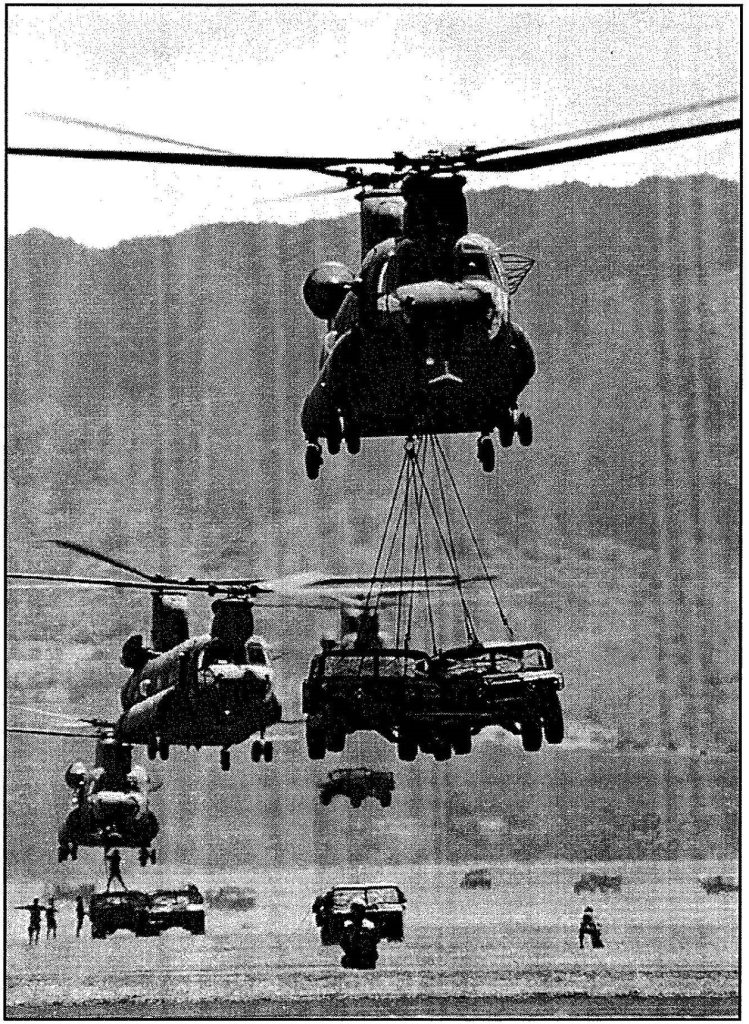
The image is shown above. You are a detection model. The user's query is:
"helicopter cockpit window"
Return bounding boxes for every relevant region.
[455,249,493,280]
[244,643,268,666]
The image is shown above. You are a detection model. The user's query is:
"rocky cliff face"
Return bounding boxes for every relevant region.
[7,176,739,870]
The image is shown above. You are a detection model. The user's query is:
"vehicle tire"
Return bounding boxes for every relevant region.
[327,727,346,753]
[434,738,451,761]
[57,846,67,863]
[305,443,322,480]
[158,738,170,761]
[499,415,514,448]
[521,716,543,752]
[542,694,564,745]
[453,729,472,756]
[91,926,104,939]
[517,412,533,447]
[192,917,206,936]
[150,849,157,864]
[477,435,495,473]
[320,924,335,946]
[139,852,148,868]
[251,739,263,763]
[380,794,392,808]
[263,740,273,762]
[220,748,230,771]
[71,844,78,861]
[147,738,158,761]
[397,735,418,761]
[320,793,332,807]
[351,797,362,809]
[306,724,326,760]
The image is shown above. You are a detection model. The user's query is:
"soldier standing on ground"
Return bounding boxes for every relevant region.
[340,900,379,970]
[16,899,43,945]
[105,849,127,891]
[75,895,87,937]
[45,897,57,939]
[579,905,604,948]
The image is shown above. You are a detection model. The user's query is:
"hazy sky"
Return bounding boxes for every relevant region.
[8,6,740,246]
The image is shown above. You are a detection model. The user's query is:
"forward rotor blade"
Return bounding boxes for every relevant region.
[473,94,739,160]
[11,705,95,726]
[47,538,166,582]
[475,117,739,173]
[28,112,233,154]
[6,147,392,174]
[8,727,100,739]
[8,573,188,592]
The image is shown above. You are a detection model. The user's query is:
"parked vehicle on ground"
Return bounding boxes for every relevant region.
[312,884,406,945]
[89,884,205,938]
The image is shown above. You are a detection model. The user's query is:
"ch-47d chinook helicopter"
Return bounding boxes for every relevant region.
[8,717,160,865]
[8,95,739,477]
[10,539,290,771]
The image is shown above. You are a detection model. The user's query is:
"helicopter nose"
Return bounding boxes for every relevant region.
[89,792,138,823]
[395,280,488,318]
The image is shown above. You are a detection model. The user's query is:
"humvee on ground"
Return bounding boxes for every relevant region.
[89,884,205,938]
[312,884,406,945]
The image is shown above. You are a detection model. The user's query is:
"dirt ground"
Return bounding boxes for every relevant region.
[6,860,738,1019]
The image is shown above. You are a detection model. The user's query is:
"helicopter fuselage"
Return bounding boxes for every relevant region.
[117,633,282,750]
[59,757,159,852]
[301,175,536,470]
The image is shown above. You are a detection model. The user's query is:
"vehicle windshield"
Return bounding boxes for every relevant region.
[331,889,364,909]
[366,887,402,905]
[322,651,428,679]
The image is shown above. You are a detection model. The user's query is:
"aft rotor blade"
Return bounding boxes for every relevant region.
[7,147,393,174]
[475,117,739,173]
[47,538,166,582]
[474,94,739,160]
[28,112,233,154]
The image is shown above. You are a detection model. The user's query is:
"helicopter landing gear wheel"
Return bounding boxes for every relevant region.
[251,740,263,763]
[305,443,323,480]
[499,415,514,448]
[158,738,170,761]
[477,434,495,473]
[263,740,273,763]
[516,411,533,446]
[326,418,343,456]
[147,738,158,761]
[220,747,231,771]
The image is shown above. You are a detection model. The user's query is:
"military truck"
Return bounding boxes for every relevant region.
[89,884,205,938]
[698,875,738,894]
[312,884,406,945]
[303,640,564,760]
[460,867,492,889]
[573,872,622,894]
[318,768,395,808]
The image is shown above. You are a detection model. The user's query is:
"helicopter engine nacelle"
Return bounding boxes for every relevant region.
[303,262,354,321]
[64,762,90,791]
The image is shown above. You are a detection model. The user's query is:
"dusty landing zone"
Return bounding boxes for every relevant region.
[6,861,738,1019]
